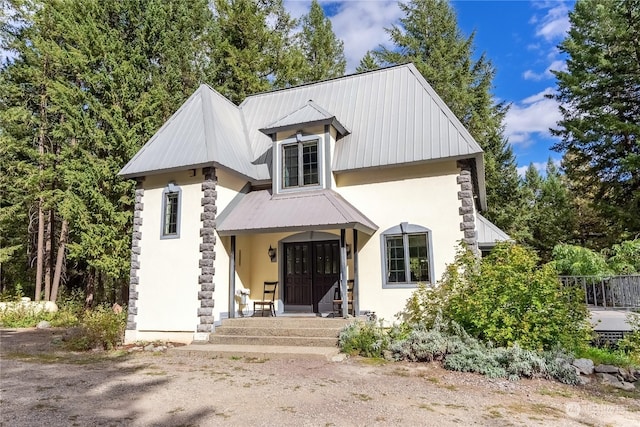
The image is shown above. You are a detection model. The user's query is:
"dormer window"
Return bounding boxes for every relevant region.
[283,140,319,188]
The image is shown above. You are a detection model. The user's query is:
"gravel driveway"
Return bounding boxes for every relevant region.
[1,328,639,426]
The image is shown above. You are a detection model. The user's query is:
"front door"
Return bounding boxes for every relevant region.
[284,241,340,313]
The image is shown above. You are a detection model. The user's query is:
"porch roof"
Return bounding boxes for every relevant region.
[476,213,511,247]
[216,189,378,236]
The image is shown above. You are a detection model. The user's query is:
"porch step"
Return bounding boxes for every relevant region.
[214,326,341,338]
[208,335,338,347]
[219,317,352,329]
[208,317,353,348]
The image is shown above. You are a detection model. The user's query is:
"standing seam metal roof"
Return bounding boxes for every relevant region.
[119,64,485,202]
[240,63,483,172]
[476,213,512,245]
[118,84,266,180]
[215,189,378,236]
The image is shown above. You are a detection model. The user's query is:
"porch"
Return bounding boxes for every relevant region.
[215,189,378,320]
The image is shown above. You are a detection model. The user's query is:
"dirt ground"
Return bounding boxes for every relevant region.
[1,328,639,426]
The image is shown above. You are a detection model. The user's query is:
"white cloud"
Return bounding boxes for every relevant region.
[522,59,567,81]
[516,158,561,178]
[533,2,571,42]
[505,88,562,146]
[285,1,402,72]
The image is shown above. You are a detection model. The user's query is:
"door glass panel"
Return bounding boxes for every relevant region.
[302,244,308,274]
[286,246,293,274]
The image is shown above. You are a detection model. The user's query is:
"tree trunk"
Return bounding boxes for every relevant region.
[35,204,45,301]
[43,211,53,301]
[85,268,95,309]
[50,219,68,302]
[35,68,48,302]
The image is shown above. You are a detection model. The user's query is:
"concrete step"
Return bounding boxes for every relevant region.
[169,344,345,361]
[215,326,341,338]
[220,317,352,329]
[209,335,338,347]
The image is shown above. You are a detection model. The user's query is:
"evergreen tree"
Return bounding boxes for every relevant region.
[0,0,215,302]
[298,0,346,82]
[523,160,577,262]
[552,0,640,240]
[356,51,380,73]
[373,0,525,237]
[210,0,301,103]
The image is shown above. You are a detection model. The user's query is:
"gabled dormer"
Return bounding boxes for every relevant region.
[259,100,349,195]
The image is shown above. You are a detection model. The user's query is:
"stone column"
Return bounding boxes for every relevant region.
[127,179,144,332]
[456,162,478,250]
[196,167,217,338]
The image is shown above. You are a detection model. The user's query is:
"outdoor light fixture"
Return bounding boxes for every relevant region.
[346,244,352,259]
[268,245,277,262]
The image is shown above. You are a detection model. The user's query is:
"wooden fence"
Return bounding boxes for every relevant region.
[560,275,640,309]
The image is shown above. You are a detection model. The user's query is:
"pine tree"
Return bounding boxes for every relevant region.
[523,160,577,261]
[298,0,346,82]
[210,0,301,103]
[356,51,380,73]
[0,0,215,302]
[552,0,640,240]
[373,0,525,238]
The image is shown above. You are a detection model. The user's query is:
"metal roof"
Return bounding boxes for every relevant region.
[119,64,487,209]
[119,84,267,180]
[476,214,511,246]
[241,63,484,171]
[259,100,348,136]
[216,189,378,236]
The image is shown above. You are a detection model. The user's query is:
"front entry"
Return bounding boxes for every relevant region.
[283,241,340,313]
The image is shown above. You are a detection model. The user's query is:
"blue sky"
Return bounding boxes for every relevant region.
[285,0,575,174]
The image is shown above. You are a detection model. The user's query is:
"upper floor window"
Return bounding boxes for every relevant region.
[381,223,434,287]
[161,182,181,239]
[282,140,319,188]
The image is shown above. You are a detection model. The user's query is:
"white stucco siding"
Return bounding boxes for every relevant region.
[212,168,249,321]
[335,161,464,322]
[136,172,203,332]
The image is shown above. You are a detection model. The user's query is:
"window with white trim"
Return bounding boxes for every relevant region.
[381,223,434,287]
[161,182,181,238]
[282,139,319,188]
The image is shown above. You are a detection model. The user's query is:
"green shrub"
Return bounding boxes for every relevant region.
[0,303,55,328]
[573,345,638,368]
[65,305,126,351]
[552,244,612,276]
[402,243,592,351]
[618,313,640,360]
[606,239,640,274]
[338,319,389,358]
[389,319,578,384]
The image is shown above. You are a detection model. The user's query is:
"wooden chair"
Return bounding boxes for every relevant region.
[254,281,277,317]
[333,279,354,316]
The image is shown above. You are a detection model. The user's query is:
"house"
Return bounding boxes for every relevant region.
[118,63,509,344]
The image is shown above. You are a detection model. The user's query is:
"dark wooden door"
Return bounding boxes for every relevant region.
[284,241,340,312]
[284,243,312,306]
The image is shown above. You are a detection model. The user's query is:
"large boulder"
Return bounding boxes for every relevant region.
[572,358,594,375]
[594,364,619,374]
[597,373,636,391]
